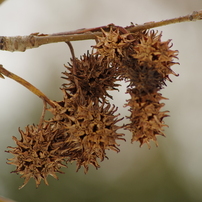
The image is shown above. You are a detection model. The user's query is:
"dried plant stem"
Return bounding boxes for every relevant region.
[127,10,202,32]
[38,100,47,128]
[65,41,79,89]
[0,65,55,107]
[0,10,202,52]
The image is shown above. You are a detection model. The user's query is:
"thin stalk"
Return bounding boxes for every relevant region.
[127,10,202,32]
[65,41,80,89]
[0,65,56,107]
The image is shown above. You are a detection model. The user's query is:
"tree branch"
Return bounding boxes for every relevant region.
[0,10,202,52]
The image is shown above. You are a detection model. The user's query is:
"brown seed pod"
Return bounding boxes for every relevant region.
[6,122,75,189]
[49,98,125,173]
[125,88,169,148]
[93,27,135,61]
[71,101,125,173]
[62,52,121,103]
[132,30,179,81]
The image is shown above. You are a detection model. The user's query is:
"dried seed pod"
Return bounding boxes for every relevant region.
[132,30,179,81]
[125,89,169,148]
[121,29,179,147]
[93,27,135,61]
[71,101,124,173]
[49,98,125,173]
[62,52,121,102]
[122,57,166,92]
[120,30,179,88]
[6,122,75,189]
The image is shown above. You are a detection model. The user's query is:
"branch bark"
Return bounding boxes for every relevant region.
[0,10,202,52]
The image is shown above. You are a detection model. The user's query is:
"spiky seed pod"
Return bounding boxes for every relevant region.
[93,27,135,61]
[62,52,121,102]
[122,57,166,93]
[132,30,179,81]
[49,55,125,171]
[125,89,169,148]
[122,29,179,147]
[6,122,75,189]
[121,30,179,89]
[71,101,124,173]
[49,99,124,173]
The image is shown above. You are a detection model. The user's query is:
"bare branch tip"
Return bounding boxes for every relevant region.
[190,10,202,21]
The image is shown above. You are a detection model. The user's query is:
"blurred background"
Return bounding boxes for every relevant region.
[0,0,202,201]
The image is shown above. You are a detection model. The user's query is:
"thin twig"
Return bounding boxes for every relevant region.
[65,41,85,104]
[65,41,79,89]
[0,10,202,52]
[127,10,202,32]
[0,64,56,107]
[38,100,47,128]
